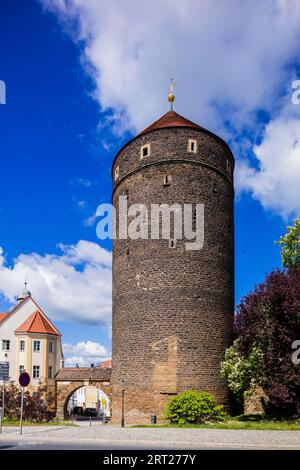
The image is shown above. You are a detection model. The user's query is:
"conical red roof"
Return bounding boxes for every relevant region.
[137,110,205,137]
[15,310,60,336]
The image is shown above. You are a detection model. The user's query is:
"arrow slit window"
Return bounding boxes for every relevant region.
[187,139,197,153]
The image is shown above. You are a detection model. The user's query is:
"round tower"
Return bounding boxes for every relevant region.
[111,107,234,424]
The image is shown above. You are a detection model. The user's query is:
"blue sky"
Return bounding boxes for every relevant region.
[1,0,300,366]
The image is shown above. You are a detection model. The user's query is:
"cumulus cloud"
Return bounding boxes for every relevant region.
[63,340,110,367]
[41,0,300,131]
[235,101,300,218]
[40,0,300,217]
[0,240,112,325]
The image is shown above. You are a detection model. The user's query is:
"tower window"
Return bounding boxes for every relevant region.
[187,139,197,153]
[163,175,171,187]
[226,159,232,175]
[114,165,120,181]
[140,143,151,158]
[20,340,25,351]
[169,239,177,249]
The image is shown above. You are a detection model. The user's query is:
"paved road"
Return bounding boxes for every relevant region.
[0,424,300,450]
[0,439,183,450]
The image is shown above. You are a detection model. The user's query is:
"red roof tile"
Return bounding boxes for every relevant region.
[15,310,60,336]
[0,313,10,323]
[99,359,112,369]
[137,110,206,138]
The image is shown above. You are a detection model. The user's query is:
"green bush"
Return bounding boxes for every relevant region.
[163,390,225,425]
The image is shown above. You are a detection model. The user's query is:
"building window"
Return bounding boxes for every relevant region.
[49,341,53,353]
[114,165,119,181]
[187,139,197,153]
[2,340,10,351]
[33,365,40,379]
[33,340,40,352]
[48,366,53,379]
[140,143,151,158]
[20,340,25,351]
[19,365,25,375]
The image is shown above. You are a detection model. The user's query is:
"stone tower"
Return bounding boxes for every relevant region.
[111,108,234,424]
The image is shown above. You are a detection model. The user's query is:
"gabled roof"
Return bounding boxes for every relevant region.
[15,310,60,336]
[99,359,112,369]
[0,313,10,323]
[0,297,30,325]
[137,110,205,138]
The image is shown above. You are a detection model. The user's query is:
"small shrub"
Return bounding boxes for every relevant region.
[163,390,225,425]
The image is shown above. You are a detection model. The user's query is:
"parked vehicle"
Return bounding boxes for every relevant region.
[72,406,84,416]
[84,407,97,417]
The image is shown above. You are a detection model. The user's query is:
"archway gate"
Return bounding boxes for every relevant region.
[55,367,112,419]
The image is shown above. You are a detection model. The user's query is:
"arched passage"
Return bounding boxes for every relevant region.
[55,367,112,419]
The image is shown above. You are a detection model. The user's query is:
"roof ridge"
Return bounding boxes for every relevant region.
[28,310,39,329]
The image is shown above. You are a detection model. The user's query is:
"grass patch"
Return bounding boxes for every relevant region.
[1,418,76,427]
[132,418,300,431]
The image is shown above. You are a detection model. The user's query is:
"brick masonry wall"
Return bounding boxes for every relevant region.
[111,127,234,424]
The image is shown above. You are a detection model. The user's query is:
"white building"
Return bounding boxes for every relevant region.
[0,284,64,394]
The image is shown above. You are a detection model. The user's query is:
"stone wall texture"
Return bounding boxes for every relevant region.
[111,126,235,424]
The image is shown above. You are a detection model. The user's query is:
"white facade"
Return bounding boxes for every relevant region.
[0,295,63,391]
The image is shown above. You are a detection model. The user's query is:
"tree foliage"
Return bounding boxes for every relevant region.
[221,342,264,398]
[223,266,300,416]
[276,217,300,269]
[0,382,55,422]
[163,390,224,424]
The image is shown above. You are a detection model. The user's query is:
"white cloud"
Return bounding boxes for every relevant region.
[40,0,300,217]
[0,240,112,325]
[70,178,92,187]
[83,213,97,227]
[235,111,300,218]
[41,0,300,133]
[63,340,110,367]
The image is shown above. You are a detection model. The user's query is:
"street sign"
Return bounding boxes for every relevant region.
[19,372,30,387]
[0,362,9,381]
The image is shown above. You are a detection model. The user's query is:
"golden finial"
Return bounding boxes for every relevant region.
[168,78,175,110]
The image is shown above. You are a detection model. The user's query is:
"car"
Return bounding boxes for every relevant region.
[72,406,84,416]
[84,407,97,417]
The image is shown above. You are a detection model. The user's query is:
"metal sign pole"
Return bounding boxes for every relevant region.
[20,386,24,435]
[0,378,5,434]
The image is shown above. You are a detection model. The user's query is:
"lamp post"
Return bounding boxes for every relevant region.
[121,380,125,428]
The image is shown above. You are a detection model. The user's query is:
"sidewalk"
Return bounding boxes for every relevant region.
[1,425,300,449]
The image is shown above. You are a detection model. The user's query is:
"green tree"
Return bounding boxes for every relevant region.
[276,217,300,269]
[220,341,264,399]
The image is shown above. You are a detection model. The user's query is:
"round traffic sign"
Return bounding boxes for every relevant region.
[19,372,30,387]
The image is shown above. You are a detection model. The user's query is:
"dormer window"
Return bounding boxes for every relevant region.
[187,139,197,153]
[140,143,151,159]
[114,166,120,181]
